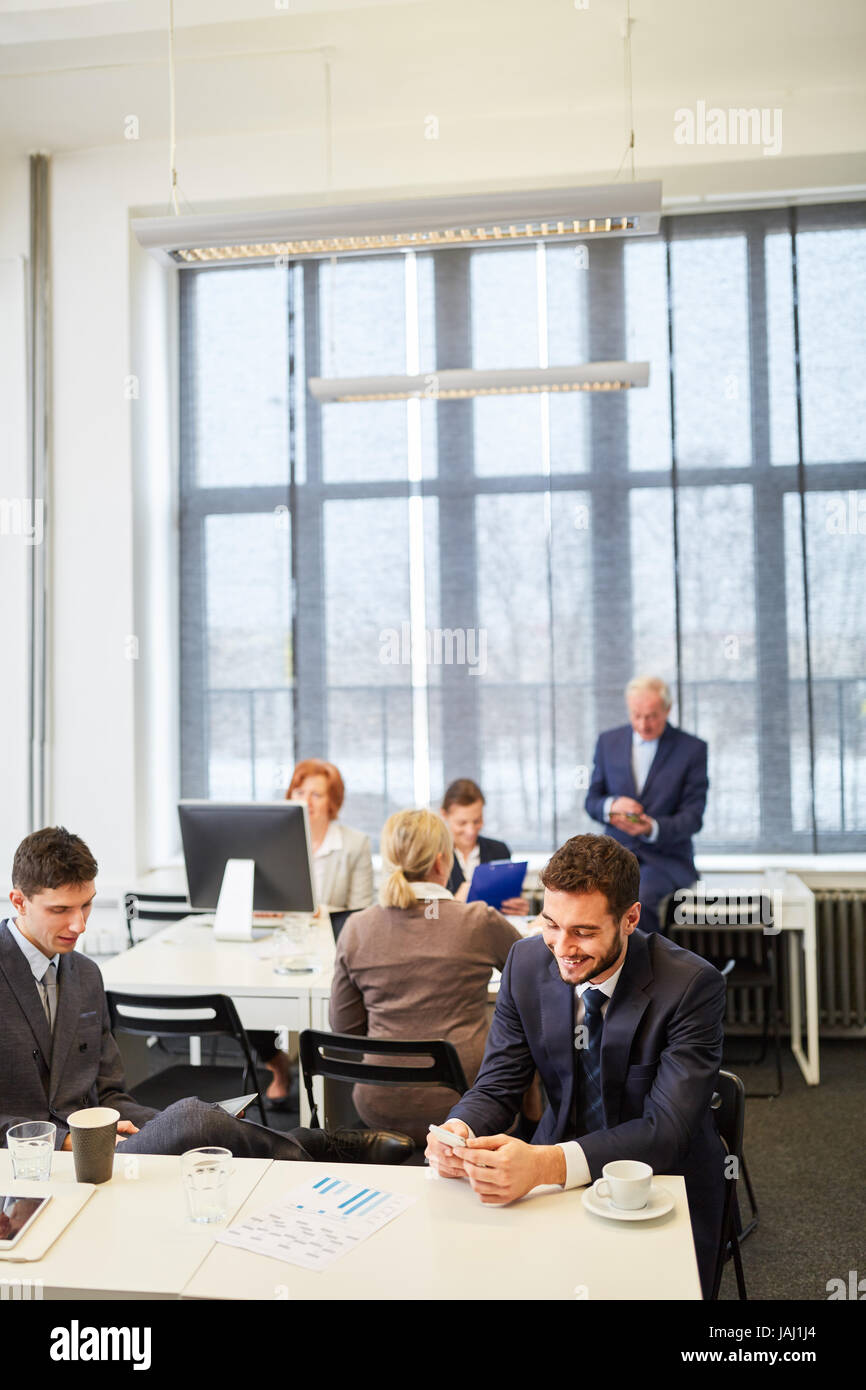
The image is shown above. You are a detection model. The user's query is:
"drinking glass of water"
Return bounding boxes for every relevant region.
[181,1147,233,1223]
[7,1121,56,1181]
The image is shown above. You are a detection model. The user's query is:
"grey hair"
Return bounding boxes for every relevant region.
[625,675,672,710]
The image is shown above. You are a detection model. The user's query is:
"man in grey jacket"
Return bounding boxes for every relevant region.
[0,826,409,1164]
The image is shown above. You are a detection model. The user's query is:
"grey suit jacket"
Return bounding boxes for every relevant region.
[0,920,157,1149]
[316,823,374,912]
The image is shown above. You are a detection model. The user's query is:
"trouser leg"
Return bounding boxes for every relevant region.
[119,1098,311,1161]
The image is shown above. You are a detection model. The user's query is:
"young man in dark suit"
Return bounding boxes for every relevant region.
[425,833,727,1299]
[585,675,708,933]
[0,826,410,1165]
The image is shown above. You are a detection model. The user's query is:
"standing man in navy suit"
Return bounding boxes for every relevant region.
[424,834,727,1299]
[585,675,708,933]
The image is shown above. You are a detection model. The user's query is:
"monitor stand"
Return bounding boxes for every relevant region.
[213,858,255,941]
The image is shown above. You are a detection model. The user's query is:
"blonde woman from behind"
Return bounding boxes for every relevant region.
[328,809,522,1147]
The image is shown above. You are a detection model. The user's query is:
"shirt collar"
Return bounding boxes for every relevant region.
[314,820,343,859]
[408,882,454,901]
[632,730,659,749]
[576,958,625,1001]
[454,844,480,872]
[4,917,58,981]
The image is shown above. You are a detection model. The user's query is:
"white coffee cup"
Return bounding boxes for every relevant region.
[593,1159,653,1210]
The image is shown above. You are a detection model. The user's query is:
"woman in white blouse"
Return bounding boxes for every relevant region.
[252,759,374,1106]
[288,759,374,912]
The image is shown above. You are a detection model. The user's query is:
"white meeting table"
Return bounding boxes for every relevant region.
[99,915,337,1124]
[182,1161,701,1301]
[697,870,819,1085]
[0,1153,699,1301]
[0,1151,271,1300]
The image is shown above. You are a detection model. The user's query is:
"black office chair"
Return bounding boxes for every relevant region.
[328,909,358,945]
[107,990,270,1127]
[299,1029,468,1134]
[709,1070,748,1301]
[661,890,783,1099]
[123,892,208,949]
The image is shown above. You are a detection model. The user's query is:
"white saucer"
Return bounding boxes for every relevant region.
[581,1182,674,1222]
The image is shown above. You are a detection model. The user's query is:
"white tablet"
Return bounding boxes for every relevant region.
[0,1193,52,1249]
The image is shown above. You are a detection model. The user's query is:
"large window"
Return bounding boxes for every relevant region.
[180,203,866,853]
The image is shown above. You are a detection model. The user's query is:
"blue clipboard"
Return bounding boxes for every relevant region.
[466,860,527,910]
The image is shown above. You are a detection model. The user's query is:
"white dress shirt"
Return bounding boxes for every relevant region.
[5,916,59,1028]
[407,881,454,901]
[5,916,58,984]
[556,960,626,1188]
[454,844,481,887]
[603,732,660,843]
[455,957,627,1191]
[312,819,343,901]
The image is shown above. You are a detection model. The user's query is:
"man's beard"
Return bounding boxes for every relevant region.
[560,929,626,984]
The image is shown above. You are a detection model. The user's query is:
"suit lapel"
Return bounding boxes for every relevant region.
[541,954,578,1128]
[618,727,637,798]
[49,950,82,1103]
[639,723,676,802]
[0,920,53,1058]
[601,932,653,1125]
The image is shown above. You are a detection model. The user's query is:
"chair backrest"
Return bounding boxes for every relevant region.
[299,1029,469,1128]
[329,909,357,944]
[123,892,203,948]
[709,1069,745,1300]
[107,989,249,1045]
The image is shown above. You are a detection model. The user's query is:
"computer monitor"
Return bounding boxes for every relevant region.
[178,800,316,940]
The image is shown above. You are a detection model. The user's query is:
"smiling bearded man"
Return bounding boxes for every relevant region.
[424,832,728,1300]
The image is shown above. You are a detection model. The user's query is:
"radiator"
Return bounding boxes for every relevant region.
[670,890,866,1039]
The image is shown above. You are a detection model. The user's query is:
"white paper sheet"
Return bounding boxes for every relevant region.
[215,1173,417,1271]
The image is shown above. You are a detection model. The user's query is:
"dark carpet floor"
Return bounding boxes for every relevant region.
[716,1038,866,1300]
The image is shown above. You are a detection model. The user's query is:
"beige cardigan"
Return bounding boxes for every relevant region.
[315,823,374,911]
[328,897,521,1145]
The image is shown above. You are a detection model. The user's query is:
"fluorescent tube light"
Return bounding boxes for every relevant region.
[132,183,661,267]
[308,363,649,404]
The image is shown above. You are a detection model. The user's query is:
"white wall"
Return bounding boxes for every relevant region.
[0,156,33,865]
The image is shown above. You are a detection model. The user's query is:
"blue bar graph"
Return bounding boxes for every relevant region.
[342,1188,383,1216]
[339,1187,370,1210]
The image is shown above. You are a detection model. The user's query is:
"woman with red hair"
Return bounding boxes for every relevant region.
[253,759,373,1106]
[286,760,373,912]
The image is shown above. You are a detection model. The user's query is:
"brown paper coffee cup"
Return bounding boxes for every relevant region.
[66,1107,120,1184]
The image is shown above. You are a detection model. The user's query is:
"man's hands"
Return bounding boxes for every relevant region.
[610,814,652,837]
[610,797,652,837]
[61,1122,140,1151]
[501,896,530,915]
[424,1119,471,1178]
[611,796,644,817]
[461,1136,566,1204]
[425,1123,566,1204]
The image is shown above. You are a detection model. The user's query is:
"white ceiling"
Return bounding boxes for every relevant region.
[0,0,864,198]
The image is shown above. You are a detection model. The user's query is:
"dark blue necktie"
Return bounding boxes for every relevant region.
[576,986,606,1135]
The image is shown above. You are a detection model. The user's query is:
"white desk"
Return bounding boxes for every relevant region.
[0,1152,271,1300]
[698,870,819,1085]
[99,916,336,1124]
[182,1161,701,1301]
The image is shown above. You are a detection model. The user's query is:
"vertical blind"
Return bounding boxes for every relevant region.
[179,201,866,853]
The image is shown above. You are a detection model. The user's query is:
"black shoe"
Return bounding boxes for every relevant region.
[328,1128,415,1165]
